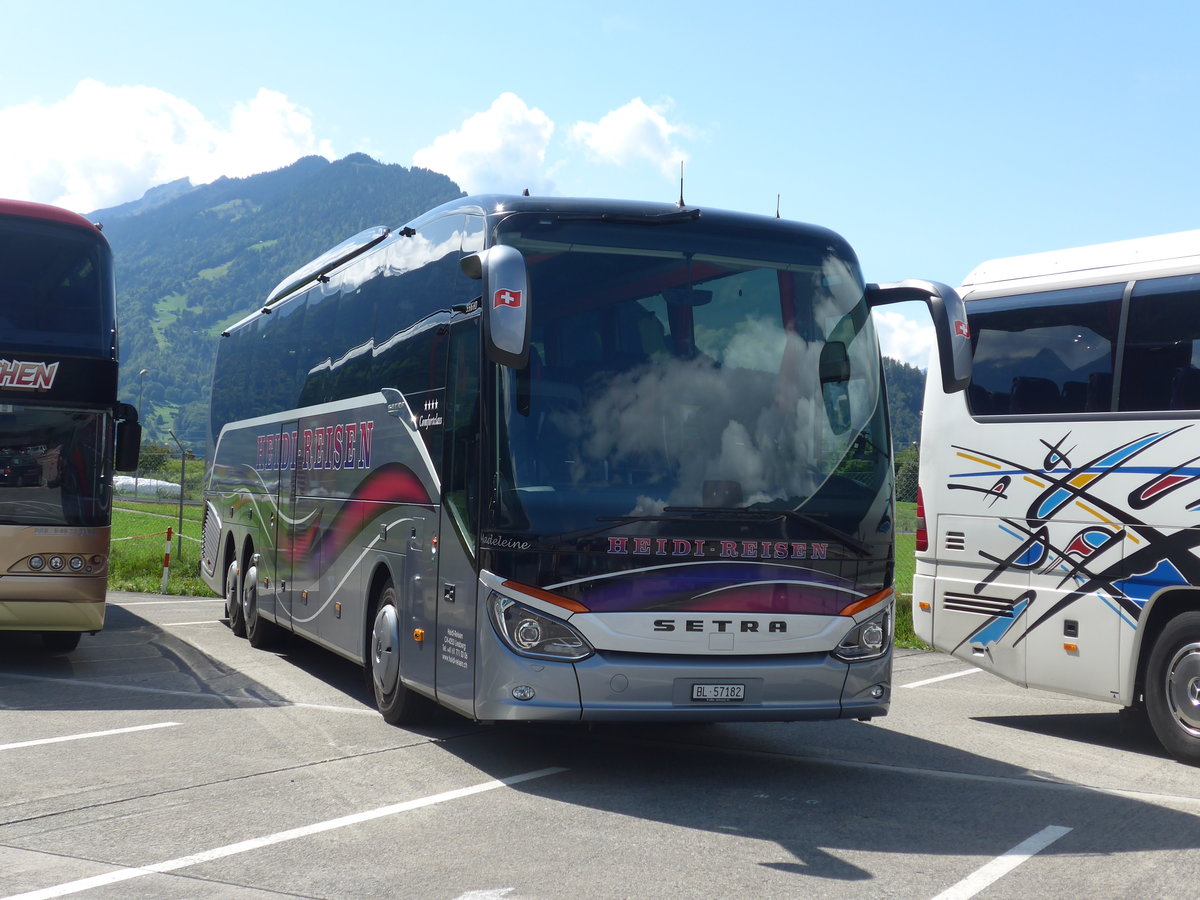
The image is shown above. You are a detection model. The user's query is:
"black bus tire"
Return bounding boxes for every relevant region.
[244,565,278,649]
[369,581,424,725]
[1145,610,1200,766]
[226,559,246,637]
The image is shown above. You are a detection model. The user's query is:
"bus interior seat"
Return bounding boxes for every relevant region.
[1009,376,1060,413]
[1170,367,1200,409]
[1086,372,1113,411]
[1061,380,1088,412]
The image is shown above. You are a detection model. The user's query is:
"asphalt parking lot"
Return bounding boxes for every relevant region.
[2,591,1198,899]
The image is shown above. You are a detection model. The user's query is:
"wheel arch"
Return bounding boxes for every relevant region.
[1131,586,1200,705]
[362,560,397,665]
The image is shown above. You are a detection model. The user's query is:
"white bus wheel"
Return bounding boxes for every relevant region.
[369,582,424,725]
[226,559,246,637]
[1146,611,1200,766]
[243,565,277,649]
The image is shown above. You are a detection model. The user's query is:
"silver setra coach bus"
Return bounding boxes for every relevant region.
[201,194,970,725]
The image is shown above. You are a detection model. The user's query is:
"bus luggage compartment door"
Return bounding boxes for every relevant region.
[930,514,1028,687]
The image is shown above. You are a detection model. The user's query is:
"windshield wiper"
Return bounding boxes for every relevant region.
[663,506,871,556]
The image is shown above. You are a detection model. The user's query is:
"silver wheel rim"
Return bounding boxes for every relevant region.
[1164,640,1200,737]
[241,566,257,623]
[371,604,400,695]
[226,563,238,616]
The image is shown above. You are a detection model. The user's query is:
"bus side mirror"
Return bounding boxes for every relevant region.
[461,244,531,368]
[866,279,972,393]
[819,341,852,434]
[113,402,141,472]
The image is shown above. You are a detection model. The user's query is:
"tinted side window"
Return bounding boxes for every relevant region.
[1120,274,1200,411]
[372,216,463,396]
[967,284,1123,415]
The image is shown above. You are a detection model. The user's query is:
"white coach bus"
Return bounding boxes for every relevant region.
[203,194,969,726]
[914,230,1200,765]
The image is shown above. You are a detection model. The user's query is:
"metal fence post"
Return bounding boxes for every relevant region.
[169,429,184,562]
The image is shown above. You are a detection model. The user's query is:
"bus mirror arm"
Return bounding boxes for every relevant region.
[113,402,142,473]
[461,245,531,369]
[866,279,972,393]
[381,388,419,433]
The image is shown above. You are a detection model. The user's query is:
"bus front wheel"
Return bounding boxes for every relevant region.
[1146,611,1200,766]
[369,582,423,725]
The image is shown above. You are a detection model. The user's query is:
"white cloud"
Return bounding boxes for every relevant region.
[569,98,690,179]
[871,306,936,368]
[412,93,555,195]
[0,79,334,213]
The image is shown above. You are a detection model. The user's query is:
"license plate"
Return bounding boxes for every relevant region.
[691,683,745,702]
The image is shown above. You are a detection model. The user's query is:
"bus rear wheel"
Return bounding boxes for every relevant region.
[225,559,246,637]
[369,581,424,725]
[243,565,279,649]
[1145,611,1200,766]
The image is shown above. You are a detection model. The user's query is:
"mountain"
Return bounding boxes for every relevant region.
[882,356,925,455]
[95,154,465,450]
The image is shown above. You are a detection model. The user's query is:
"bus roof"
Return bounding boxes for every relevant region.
[0,198,105,237]
[961,229,1200,296]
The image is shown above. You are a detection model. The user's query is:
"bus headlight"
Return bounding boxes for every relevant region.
[487,591,594,662]
[833,606,893,662]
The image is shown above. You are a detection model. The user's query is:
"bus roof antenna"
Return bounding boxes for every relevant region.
[678,161,685,208]
[776,195,781,219]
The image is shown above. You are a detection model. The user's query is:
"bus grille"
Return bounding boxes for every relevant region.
[942,592,1018,617]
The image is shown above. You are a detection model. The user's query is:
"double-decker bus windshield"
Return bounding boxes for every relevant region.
[0,216,115,357]
[488,216,887,543]
[0,407,113,527]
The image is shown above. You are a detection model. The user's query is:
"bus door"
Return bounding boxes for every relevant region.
[283,419,320,640]
[434,317,481,716]
[259,421,290,630]
[1021,513,1122,699]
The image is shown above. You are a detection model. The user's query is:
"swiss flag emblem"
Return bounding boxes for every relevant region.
[493,288,523,309]
[954,320,970,338]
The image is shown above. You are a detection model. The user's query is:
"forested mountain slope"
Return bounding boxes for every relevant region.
[95,154,463,449]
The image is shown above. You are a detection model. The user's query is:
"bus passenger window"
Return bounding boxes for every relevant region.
[967,284,1122,415]
[1121,274,1200,411]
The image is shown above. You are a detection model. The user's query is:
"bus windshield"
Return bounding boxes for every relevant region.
[487,216,886,543]
[0,407,112,527]
[0,216,115,357]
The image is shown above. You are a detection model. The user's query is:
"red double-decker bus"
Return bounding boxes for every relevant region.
[0,199,140,651]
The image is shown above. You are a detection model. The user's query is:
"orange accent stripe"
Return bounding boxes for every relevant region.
[839,587,894,617]
[502,580,590,613]
[956,452,1001,469]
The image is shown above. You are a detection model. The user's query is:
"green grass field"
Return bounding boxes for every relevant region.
[110,502,209,595]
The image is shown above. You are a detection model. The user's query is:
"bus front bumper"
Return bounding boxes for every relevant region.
[473,647,891,722]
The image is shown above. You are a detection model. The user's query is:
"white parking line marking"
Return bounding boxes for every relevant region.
[901,668,984,689]
[166,620,221,626]
[0,722,180,752]
[115,599,223,606]
[1,767,567,900]
[931,825,1072,900]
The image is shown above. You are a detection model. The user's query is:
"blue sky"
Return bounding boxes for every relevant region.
[3,1,1199,365]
